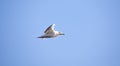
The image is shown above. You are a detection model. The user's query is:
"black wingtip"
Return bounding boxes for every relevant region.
[37,36,43,38]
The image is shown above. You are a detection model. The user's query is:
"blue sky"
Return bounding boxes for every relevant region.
[0,0,120,66]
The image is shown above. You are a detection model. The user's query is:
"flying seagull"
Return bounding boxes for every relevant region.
[38,24,64,38]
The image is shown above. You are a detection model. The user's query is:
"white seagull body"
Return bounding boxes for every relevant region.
[38,24,64,38]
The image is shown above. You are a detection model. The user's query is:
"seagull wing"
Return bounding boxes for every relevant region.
[44,24,55,34]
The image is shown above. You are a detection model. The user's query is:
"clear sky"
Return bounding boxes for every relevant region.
[0,0,120,66]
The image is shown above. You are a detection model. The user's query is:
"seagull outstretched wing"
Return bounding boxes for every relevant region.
[44,24,55,34]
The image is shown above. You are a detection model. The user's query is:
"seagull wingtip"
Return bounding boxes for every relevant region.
[52,24,55,26]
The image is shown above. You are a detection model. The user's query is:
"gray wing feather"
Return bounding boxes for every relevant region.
[44,24,55,34]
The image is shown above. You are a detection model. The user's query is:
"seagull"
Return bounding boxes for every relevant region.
[38,24,64,38]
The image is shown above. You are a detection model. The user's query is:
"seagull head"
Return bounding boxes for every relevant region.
[55,31,64,36]
[58,31,65,35]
